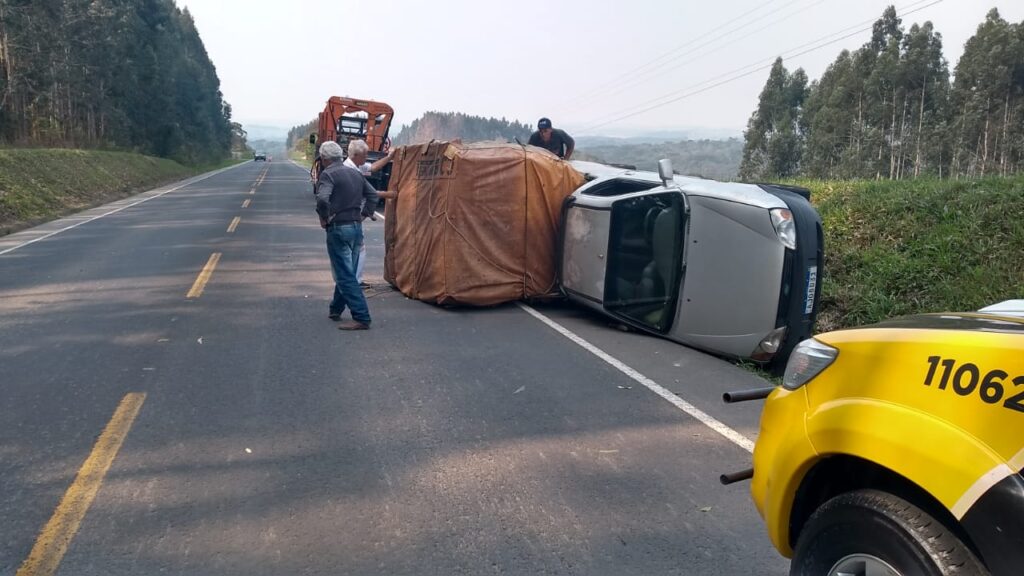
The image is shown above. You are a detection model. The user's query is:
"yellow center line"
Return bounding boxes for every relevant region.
[227,216,241,234]
[186,252,222,298]
[249,188,255,195]
[241,199,251,208]
[16,392,146,576]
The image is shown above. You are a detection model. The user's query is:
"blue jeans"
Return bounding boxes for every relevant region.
[326,222,370,324]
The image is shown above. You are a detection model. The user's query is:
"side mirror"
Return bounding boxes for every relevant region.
[308,133,317,145]
[658,158,674,186]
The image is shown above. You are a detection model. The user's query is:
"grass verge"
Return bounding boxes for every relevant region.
[0,149,242,235]
[791,176,1024,331]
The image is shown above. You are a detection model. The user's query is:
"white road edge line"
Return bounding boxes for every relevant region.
[517,302,755,453]
[0,162,246,256]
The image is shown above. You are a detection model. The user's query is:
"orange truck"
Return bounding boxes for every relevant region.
[308,97,394,192]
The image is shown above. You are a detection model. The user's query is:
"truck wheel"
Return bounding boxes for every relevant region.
[791,489,987,576]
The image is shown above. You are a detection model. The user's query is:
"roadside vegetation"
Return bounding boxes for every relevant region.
[734,5,1024,331]
[0,149,239,235]
[0,2,249,236]
[740,8,1024,183]
[0,1,242,164]
[803,176,1024,331]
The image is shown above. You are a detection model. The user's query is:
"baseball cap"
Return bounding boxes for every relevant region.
[537,118,552,130]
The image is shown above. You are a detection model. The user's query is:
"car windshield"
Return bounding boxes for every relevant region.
[603,192,686,332]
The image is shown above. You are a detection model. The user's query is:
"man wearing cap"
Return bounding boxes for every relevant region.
[315,140,378,330]
[528,117,575,159]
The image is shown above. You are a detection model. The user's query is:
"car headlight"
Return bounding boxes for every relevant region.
[782,338,837,390]
[751,326,787,361]
[770,208,797,250]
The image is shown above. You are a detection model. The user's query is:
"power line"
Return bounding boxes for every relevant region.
[574,0,944,134]
[575,0,941,132]
[552,0,793,113]
[595,0,933,121]
[567,0,830,113]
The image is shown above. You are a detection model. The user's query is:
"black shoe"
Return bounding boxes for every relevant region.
[328,312,341,321]
[338,320,370,331]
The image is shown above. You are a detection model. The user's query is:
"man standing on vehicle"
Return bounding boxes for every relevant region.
[343,139,395,286]
[315,141,378,330]
[528,117,575,159]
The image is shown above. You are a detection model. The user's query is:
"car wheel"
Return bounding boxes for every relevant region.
[791,489,987,576]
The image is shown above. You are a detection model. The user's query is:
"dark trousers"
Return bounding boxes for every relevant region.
[326,222,370,324]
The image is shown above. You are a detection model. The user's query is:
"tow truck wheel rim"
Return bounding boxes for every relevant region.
[827,554,901,576]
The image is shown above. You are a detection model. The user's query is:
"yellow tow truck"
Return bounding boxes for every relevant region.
[728,301,1024,576]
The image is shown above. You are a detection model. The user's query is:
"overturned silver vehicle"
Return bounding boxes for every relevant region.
[559,160,823,368]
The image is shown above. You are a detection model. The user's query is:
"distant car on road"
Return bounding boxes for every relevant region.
[560,159,822,368]
[254,152,267,161]
[752,300,1024,576]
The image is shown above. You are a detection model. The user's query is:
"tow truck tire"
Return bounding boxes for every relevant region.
[791,489,987,576]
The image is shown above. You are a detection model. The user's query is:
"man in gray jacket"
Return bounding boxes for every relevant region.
[315,141,378,330]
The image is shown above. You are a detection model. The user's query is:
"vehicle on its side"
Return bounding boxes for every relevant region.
[254,151,267,161]
[559,159,822,368]
[751,300,1024,575]
[308,97,394,192]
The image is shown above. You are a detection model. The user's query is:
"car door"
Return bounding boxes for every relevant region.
[603,190,688,333]
[561,180,689,334]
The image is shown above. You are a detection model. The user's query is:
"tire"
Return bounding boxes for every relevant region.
[791,489,988,576]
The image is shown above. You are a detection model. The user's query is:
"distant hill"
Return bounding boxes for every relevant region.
[574,128,741,146]
[243,125,290,141]
[393,112,532,146]
[298,109,742,179]
[576,139,743,180]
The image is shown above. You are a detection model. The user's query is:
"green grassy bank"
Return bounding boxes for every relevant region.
[794,176,1024,331]
[0,149,239,235]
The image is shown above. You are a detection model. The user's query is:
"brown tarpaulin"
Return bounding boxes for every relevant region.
[384,141,585,306]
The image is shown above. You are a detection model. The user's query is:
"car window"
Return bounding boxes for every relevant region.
[603,192,686,332]
[580,179,653,197]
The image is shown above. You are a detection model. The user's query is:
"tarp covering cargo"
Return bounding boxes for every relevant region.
[384,141,586,306]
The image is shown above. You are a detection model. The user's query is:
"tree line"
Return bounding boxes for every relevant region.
[288,111,533,157]
[286,118,317,155]
[391,112,532,146]
[0,0,234,164]
[740,7,1024,181]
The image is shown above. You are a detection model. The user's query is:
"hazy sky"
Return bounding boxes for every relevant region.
[176,0,1023,137]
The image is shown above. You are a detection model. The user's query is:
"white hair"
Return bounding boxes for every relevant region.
[319,141,344,161]
[348,139,369,158]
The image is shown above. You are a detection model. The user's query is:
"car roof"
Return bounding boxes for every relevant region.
[879,313,1024,333]
[978,299,1024,319]
[853,305,1024,335]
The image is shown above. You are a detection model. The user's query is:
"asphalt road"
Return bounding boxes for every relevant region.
[0,160,788,575]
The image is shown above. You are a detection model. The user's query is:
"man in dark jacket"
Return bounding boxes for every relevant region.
[315,141,379,330]
[528,117,575,159]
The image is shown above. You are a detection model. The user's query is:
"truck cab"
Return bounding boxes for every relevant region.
[309,97,395,192]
